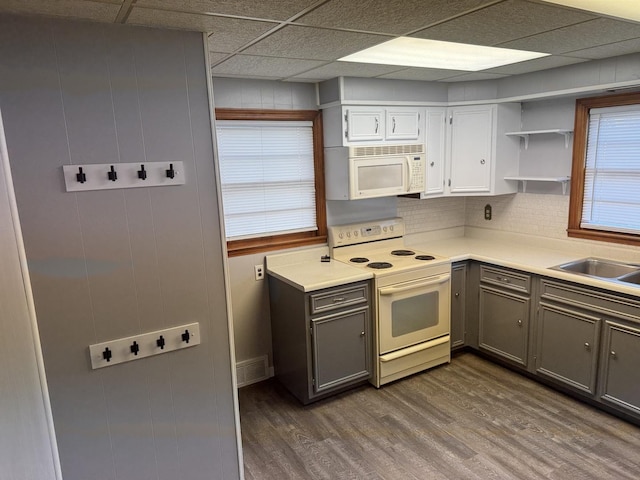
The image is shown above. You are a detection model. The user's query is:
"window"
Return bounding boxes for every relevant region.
[215,109,326,256]
[568,92,640,246]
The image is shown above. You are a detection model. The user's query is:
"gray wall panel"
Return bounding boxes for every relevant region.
[0,14,239,480]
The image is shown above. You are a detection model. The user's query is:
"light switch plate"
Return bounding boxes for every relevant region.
[88,322,200,369]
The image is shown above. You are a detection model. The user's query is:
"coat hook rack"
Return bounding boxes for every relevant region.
[137,164,147,180]
[166,163,175,179]
[107,165,118,182]
[76,167,87,183]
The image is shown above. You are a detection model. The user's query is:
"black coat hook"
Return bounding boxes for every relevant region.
[138,164,147,180]
[166,163,175,179]
[76,167,87,183]
[108,165,118,181]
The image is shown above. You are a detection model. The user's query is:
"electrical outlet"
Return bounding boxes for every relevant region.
[484,204,492,220]
[254,264,264,281]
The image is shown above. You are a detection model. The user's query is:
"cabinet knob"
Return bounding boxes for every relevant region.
[454,292,460,298]
[584,342,591,350]
[430,161,435,167]
[480,159,486,165]
[517,319,522,326]
[611,351,617,358]
[360,331,365,337]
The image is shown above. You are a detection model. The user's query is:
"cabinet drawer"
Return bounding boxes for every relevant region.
[310,282,369,315]
[480,265,531,294]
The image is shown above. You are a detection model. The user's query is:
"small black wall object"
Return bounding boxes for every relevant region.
[166,163,175,179]
[181,329,190,343]
[76,167,87,183]
[130,341,140,356]
[108,165,117,181]
[157,335,165,350]
[138,164,147,180]
[103,347,112,362]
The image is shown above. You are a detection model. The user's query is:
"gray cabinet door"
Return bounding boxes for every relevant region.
[600,321,640,416]
[479,286,529,366]
[451,263,467,349]
[312,306,370,393]
[536,302,601,395]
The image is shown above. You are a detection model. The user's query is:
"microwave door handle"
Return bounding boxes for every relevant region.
[379,274,450,295]
[405,157,411,191]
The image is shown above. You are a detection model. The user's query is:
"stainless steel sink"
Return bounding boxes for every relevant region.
[617,270,640,285]
[551,258,640,279]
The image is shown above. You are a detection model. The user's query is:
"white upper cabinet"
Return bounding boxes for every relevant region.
[424,107,447,196]
[345,107,385,142]
[446,103,521,196]
[385,108,421,141]
[329,106,425,146]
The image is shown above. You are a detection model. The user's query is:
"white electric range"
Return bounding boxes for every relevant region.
[329,218,452,387]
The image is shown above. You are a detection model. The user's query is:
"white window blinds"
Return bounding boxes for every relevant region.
[581,104,640,235]
[216,120,317,240]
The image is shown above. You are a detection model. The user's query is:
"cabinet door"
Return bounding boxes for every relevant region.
[345,107,384,142]
[479,285,529,366]
[599,321,640,416]
[312,307,370,393]
[385,108,421,141]
[535,303,601,395]
[448,106,493,193]
[451,263,467,349]
[425,107,446,196]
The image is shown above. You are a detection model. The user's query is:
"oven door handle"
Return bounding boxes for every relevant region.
[380,335,450,362]
[378,274,450,295]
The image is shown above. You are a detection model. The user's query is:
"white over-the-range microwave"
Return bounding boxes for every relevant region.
[324,144,426,200]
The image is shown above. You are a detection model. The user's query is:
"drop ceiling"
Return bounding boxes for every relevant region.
[2,0,640,83]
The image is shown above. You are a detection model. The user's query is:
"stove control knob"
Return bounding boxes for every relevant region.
[339,233,344,239]
[383,226,387,232]
[390,225,394,232]
[346,232,351,237]
[354,231,358,236]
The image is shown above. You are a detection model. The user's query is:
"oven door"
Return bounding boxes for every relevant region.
[377,273,450,355]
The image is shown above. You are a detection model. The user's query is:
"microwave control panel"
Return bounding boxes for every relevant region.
[409,155,425,192]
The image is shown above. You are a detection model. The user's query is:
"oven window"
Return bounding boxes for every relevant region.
[391,291,439,337]
[358,164,403,190]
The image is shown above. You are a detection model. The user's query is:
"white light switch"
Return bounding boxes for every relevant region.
[88,322,200,369]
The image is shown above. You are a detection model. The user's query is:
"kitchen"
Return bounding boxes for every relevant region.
[2,1,640,480]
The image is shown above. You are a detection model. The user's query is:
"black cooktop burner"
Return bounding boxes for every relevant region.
[391,249,415,256]
[415,255,436,261]
[368,261,393,269]
[350,257,369,263]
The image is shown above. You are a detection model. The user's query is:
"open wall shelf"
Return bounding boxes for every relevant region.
[504,176,571,194]
[505,129,573,149]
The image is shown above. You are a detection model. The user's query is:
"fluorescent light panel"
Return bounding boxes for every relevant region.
[541,0,640,23]
[338,37,550,71]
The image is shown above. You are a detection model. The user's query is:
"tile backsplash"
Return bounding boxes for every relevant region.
[397,196,466,234]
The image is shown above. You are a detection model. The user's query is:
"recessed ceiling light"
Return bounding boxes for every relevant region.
[541,0,640,23]
[338,37,550,71]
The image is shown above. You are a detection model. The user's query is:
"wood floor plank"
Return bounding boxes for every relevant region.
[239,352,640,479]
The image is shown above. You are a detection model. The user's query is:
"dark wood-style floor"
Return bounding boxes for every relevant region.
[238,352,640,479]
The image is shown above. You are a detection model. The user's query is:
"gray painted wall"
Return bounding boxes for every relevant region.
[0,15,239,480]
[0,110,60,479]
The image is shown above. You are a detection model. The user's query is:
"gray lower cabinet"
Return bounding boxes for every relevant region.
[599,320,640,416]
[269,276,372,404]
[478,265,531,367]
[450,262,467,349]
[535,302,601,395]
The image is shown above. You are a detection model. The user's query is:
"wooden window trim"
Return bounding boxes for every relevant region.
[568,92,640,247]
[215,108,327,257]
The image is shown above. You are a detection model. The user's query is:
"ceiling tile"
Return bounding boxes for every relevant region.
[563,38,640,60]
[290,61,407,81]
[484,54,589,74]
[295,0,495,35]
[242,25,390,61]
[134,0,319,21]
[211,54,325,78]
[498,18,640,54]
[208,51,231,64]
[127,8,277,52]
[377,68,469,81]
[0,0,121,22]
[411,0,595,46]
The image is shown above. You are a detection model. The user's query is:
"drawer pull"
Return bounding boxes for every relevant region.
[496,275,511,283]
[332,297,346,302]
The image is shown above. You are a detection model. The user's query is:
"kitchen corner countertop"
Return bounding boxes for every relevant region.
[266,246,372,292]
[410,235,640,298]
